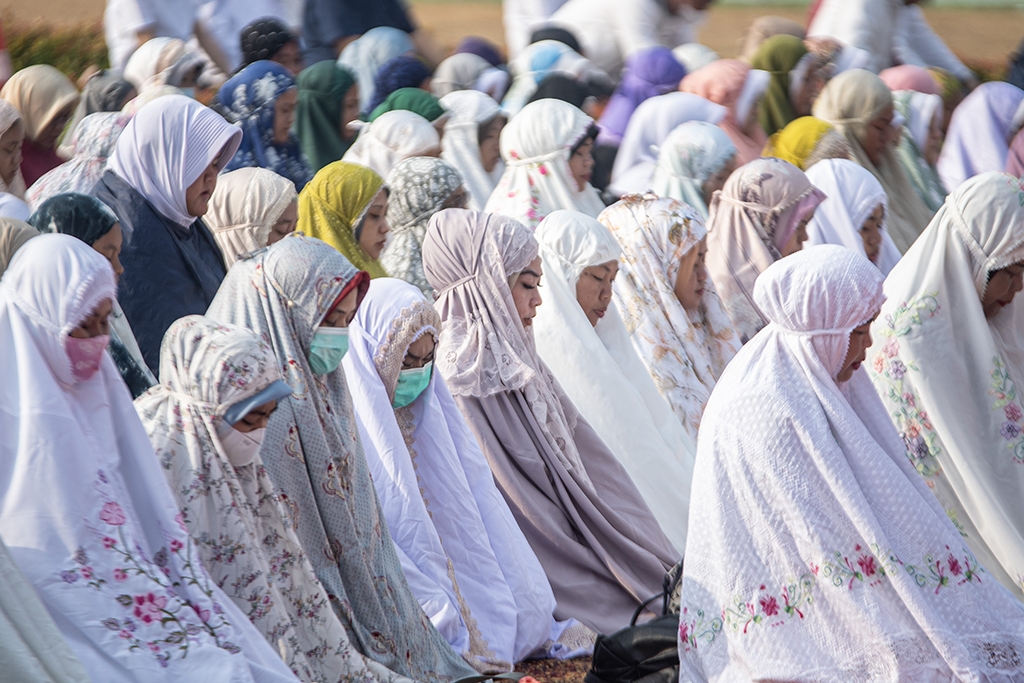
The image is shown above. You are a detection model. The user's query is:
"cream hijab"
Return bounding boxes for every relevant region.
[0,101,27,199]
[205,167,297,268]
[0,65,80,143]
[813,69,935,253]
[0,218,38,277]
[532,209,695,553]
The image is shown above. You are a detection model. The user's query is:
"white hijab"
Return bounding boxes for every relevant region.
[609,92,727,197]
[439,90,505,211]
[342,110,441,179]
[107,95,241,230]
[343,277,587,669]
[679,244,1024,682]
[649,120,736,218]
[483,98,604,229]
[204,167,297,268]
[0,234,296,682]
[123,37,205,92]
[868,172,1024,601]
[0,100,27,200]
[805,158,902,275]
[532,210,695,553]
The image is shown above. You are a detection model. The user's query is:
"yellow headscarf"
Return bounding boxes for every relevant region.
[761,116,850,171]
[298,161,389,278]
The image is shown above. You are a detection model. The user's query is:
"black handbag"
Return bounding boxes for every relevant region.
[584,560,684,683]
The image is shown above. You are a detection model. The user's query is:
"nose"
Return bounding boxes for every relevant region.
[864,329,873,350]
[696,264,707,284]
[380,218,390,235]
[533,289,543,308]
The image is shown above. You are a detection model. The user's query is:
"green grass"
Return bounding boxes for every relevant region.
[6,21,109,81]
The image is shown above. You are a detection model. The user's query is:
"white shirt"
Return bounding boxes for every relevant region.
[503,0,571,59]
[104,0,198,70]
[809,0,972,82]
[549,0,703,81]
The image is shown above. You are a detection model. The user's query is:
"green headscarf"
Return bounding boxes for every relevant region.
[296,62,357,172]
[751,35,808,138]
[368,87,445,123]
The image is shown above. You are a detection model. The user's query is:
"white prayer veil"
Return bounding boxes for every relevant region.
[342,110,441,178]
[805,158,902,274]
[680,243,1024,682]
[869,172,1024,601]
[204,167,297,268]
[439,89,505,211]
[648,120,736,218]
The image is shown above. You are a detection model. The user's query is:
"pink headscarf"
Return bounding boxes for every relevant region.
[879,65,941,95]
[1008,129,1024,178]
[681,60,769,165]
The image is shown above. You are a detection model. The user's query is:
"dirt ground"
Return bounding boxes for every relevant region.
[2,1,1021,63]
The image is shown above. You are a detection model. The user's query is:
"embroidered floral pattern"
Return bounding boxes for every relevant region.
[870,293,943,476]
[823,543,984,594]
[678,606,723,654]
[989,356,1024,464]
[721,573,817,635]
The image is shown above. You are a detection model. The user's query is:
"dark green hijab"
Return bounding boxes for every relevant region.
[751,35,809,138]
[296,62,357,172]
[367,87,445,123]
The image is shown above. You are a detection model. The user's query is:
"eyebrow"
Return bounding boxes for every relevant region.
[520,269,541,278]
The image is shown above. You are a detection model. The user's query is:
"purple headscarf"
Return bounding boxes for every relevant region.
[597,47,686,146]
[455,36,504,67]
[366,55,433,113]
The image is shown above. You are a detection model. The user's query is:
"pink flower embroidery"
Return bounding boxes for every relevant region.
[99,502,126,526]
[538,165,548,175]
[882,338,899,358]
[102,536,117,549]
[147,642,161,653]
[133,593,168,624]
[192,603,211,622]
[113,569,128,582]
[1006,403,1023,423]
[759,595,778,617]
[948,554,962,576]
[857,555,877,577]
[174,512,187,532]
[872,355,884,373]
[170,539,183,552]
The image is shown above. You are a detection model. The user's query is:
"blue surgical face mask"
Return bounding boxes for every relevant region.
[392,361,433,408]
[308,327,349,375]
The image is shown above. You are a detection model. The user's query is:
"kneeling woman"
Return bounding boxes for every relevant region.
[343,278,592,670]
[532,210,696,552]
[679,244,1024,681]
[869,172,1024,601]
[422,209,678,635]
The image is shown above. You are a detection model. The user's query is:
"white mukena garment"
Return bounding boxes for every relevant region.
[0,234,298,683]
[805,158,902,275]
[439,90,505,212]
[343,278,593,672]
[678,243,1024,682]
[868,172,1024,601]
[532,210,695,553]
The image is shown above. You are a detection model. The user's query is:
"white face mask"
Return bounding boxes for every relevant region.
[217,424,266,467]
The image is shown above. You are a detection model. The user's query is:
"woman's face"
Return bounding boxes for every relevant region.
[478,115,505,174]
[781,208,814,257]
[0,119,24,186]
[70,298,113,338]
[576,260,618,327]
[512,256,543,329]
[321,286,360,328]
[403,333,435,370]
[923,110,943,166]
[36,103,75,150]
[862,103,895,166]
[340,84,361,141]
[273,40,304,75]
[185,145,227,217]
[233,399,278,433]
[92,222,124,282]
[794,68,827,117]
[675,237,708,311]
[837,314,877,383]
[357,190,389,259]
[268,200,298,245]
[982,263,1024,319]
[569,137,595,191]
[273,88,298,145]
[859,204,884,264]
[702,154,736,205]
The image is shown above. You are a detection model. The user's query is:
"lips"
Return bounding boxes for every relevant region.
[523,318,533,327]
[594,307,606,319]
[694,288,704,298]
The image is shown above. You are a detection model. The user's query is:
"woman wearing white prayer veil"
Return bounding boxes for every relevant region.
[678,244,1024,682]
[439,90,505,211]
[532,210,696,553]
[342,277,594,670]
[804,158,902,275]
[0,234,299,683]
[204,167,298,269]
[869,172,1024,601]
[342,110,441,179]
[608,92,727,198]
[484,98,605,229]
